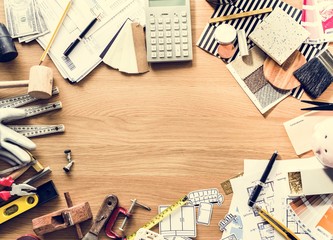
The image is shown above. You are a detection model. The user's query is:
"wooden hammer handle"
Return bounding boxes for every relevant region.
[0,80,29,88]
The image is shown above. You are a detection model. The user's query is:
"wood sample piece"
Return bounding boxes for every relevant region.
[263,50,306,90]
[32,202,92,236]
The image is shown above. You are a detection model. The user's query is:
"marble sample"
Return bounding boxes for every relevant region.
[249,7,309,65]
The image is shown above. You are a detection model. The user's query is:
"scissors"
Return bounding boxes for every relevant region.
[301,100,333,111]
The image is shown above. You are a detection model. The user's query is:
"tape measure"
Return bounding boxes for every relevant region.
[126,196,188,240]
[8,124,65,138]
[0,87,59,108]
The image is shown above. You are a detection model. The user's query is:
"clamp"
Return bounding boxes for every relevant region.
[105,199,151,239]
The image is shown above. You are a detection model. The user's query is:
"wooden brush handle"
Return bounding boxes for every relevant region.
[0,80,29,88]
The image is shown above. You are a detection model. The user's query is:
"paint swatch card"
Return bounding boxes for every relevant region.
[227,46,290,114]
[302,0,333,44]
[286,168,333,196]
[249,7,310,65]
[288,194,333,240]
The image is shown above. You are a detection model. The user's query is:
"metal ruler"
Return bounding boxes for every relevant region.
[126,196,188,240]
[8,124,65,138]
[0,87,59,108]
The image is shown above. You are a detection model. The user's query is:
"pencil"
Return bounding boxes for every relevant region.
[39,0,73,65]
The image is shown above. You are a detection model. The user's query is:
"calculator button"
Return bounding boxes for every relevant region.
[183,50,189,57]
[158,18,163,24]
[158,25,164,31]
[174,17,179,23]
[167,52,173,58]
[151,32,156,38]
[165,18,171,24]
[151,52,157,58]
[181,11,187,17]
[174,31,180,37]
[166,45,172,51]
[158,39,164,44]
[182,31,188,37]
[151,39,157,45]
[166,38,172,44]
[175,45,181,57]
[182,37,188,43]
[174,24,180,30]
[182,17,187,23]
[182,44,188,50]
[150,25,156,31]
[165,24,171,30]
[165,31,172,37]
[158,45,165,51]
[175,37,180,44]
[158,32,164,37]
[182,24,187,30]
[159,52,165,58]
[151,45,157,51]
[149,18,155,24]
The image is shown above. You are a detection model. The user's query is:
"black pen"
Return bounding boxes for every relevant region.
[63,16,98,56]
[248,150,278,207]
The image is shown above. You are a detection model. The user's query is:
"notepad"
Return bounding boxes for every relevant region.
[248,7,310,65]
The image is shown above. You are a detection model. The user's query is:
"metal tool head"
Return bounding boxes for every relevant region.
[82,195,118,240]
[10,183,36,196]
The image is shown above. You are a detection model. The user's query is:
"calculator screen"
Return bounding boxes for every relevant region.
[149,0,185,7]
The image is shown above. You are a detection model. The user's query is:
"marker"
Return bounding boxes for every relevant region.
[254,205,300,240]
[248,150,278,207]
[63,16,99,56]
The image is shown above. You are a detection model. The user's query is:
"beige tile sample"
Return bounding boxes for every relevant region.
[249,7,309,65]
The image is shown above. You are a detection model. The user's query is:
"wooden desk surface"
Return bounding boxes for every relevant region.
[0,0,330,239]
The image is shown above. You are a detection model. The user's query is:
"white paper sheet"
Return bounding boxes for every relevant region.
[36,0,145,82]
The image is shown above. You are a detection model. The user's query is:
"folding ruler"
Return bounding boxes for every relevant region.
[0,87,64,137]
[7,124,65,137]
[0,87,59,108]
[126,196,188,240]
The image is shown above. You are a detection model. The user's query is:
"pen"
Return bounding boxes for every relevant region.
[248,150,278,207]
[254,205,300,240]
[63,16,98,56]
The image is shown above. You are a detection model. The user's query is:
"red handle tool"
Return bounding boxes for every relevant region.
[105,207,129,239]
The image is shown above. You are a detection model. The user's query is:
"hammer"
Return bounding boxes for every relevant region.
[0,65,53,99]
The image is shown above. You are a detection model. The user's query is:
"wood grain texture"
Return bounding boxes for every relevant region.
[263,50,305,90]
[0,1,330,239]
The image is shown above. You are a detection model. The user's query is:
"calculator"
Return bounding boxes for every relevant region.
[145,0,193,62]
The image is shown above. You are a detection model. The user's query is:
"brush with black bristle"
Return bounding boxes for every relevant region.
[293,49,333,98]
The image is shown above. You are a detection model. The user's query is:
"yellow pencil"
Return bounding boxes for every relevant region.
[209,7,272,24]
[254,205,300,240]
[39,0,73,65]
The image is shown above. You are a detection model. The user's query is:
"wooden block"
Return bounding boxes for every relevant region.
[32,202,92,236]
[263,50,306,90]
[28,65,53,99]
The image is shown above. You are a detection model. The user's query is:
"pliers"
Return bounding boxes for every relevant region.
[0,176,36,201]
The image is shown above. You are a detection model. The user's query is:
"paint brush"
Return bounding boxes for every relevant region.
[293,49,333,98]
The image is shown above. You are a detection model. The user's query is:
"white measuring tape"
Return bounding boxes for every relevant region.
[0,87,59,108]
